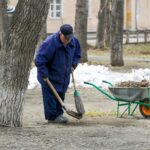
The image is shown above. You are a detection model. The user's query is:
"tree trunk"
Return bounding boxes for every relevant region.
[110,0,124,66]
[95,0,107,49]
[0,0,8,51]
[35,22,47,59]
[0,0,50,127]
[75,0,88,62]
[105,0,111,47]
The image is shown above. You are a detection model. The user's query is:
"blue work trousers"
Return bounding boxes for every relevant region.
[41,85,65,120]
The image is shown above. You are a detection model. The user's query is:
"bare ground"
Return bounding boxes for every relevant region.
[1,46,150,150]
[0,86,150,150]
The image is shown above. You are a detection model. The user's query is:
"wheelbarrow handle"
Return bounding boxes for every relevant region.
[84,82,91,85]
[102,80,113,87]
[84,81,116,100]
[84,81,102,87]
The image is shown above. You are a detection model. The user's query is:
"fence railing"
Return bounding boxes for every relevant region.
[87,30,150,44]
[123,30,150,44]
[48,30,150,44]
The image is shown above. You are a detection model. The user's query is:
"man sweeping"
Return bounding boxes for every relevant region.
[35,24,81,123]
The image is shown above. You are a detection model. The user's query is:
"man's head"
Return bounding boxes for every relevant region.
[59,24,73,44]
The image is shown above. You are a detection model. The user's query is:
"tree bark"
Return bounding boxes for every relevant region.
[110,0,124,66]
[37,22,47,47]
[0,0,50,127]
[75,0,88,62]
[0,0,8,51]
[95,0,107,49]
[105,0,111,47]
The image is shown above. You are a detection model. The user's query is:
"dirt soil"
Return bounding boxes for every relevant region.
[0,86,150,150]
[1,46,150,150]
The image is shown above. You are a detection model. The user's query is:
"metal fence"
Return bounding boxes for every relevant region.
[87,30,150,45]
[123,30,150,44]
[48,30,150,45]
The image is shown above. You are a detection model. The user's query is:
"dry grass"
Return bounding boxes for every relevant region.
[123,44,150,57]
[88,44,150,57]
[85,110,116,117]
[87,44,150,71]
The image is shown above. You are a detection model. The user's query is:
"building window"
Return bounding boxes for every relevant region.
[50,0,62,19]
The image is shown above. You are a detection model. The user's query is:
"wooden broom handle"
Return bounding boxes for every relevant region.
[71,71,77,91]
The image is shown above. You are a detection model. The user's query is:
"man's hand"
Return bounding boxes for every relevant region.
[43,77,48,82]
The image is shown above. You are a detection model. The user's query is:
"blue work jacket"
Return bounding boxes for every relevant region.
[35,32,81,93]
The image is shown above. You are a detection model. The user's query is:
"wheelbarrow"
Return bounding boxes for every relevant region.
[84,80,150,118]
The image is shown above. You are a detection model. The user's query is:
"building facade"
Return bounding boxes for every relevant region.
[8,0,150,33]
[125,0,150,30]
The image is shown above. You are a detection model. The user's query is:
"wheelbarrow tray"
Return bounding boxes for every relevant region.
[109,87,150,102]
[84,81,150,118]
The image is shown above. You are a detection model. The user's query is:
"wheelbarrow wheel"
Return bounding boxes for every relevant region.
[139,98,150,118]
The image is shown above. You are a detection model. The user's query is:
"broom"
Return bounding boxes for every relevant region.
[71,71,85,115]
[46,78,83,119]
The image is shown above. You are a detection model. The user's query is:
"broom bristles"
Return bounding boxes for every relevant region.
[75,96,85,115]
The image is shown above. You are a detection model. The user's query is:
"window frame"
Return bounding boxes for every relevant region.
[50,0,63,19]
